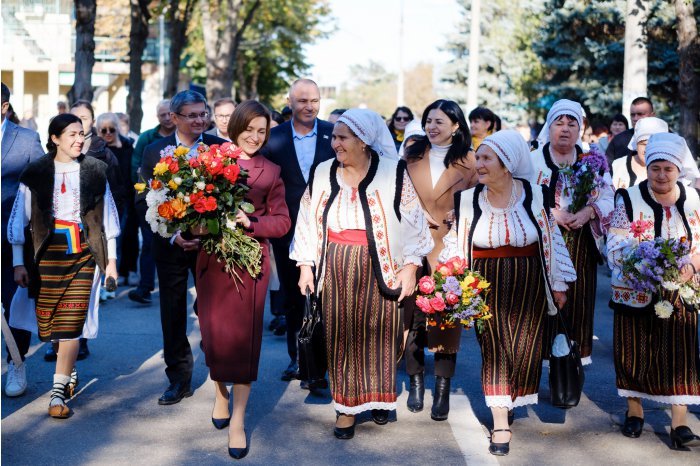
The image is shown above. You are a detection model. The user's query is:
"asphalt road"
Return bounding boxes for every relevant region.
[2,267,699,465]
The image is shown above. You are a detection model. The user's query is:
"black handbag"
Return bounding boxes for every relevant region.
[298,289,327,384]
[549,309,585,408]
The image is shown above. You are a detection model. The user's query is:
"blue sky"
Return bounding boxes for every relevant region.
[305,0,461,86]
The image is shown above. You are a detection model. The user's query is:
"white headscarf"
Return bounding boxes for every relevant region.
[645,133,699,182]
[337,108,399,160]
[536,99,584,147]
[627,117,668,150]
[480,129,534,180]
[398,119,425,157]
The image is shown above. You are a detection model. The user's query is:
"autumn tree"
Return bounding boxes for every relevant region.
[162,0,196,98]
[67,0,97,104]
[675,0,700,157]
[127,0,151,133]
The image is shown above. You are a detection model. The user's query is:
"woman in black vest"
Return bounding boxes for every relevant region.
[8,113,120,418]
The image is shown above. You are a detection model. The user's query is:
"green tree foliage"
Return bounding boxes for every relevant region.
[334,61,397,117]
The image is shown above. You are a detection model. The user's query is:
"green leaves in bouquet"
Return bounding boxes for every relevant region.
[207,217,220,236]
[240,202,255,214]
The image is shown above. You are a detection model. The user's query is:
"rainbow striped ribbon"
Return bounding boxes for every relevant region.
[54,220,83,254]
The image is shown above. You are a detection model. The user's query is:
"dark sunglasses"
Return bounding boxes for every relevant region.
[394,116,410,122]
[100,127,117,134]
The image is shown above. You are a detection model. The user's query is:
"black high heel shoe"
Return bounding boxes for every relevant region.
[508,410,514,426]
[228,428,249,460]
[212,396,230,430]
[670,426,700,450]
[333,413,356,440]
[621,411,644,438]
[489,429,511,456]
[371,409,389,425]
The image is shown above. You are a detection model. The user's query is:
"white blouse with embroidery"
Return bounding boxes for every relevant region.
[291,170,433,268]
[8,159,121,266]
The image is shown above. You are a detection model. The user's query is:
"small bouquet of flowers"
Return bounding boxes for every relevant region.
[135,142,262,281]
[414,257,492,333]
[559,144,609,214]
[621,219,700,318]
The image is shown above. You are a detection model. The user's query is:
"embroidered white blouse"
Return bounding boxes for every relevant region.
[291,170,433,268]
[8,159,121,266]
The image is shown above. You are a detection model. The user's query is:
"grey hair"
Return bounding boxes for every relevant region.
[170,90,207,114]
[95,112,123,148]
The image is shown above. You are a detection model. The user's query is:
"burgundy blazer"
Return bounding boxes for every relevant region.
[242,154,291,241]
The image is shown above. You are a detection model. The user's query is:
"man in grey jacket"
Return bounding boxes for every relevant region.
[1,82,44,397]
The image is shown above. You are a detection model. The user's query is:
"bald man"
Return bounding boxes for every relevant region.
[261,79,335,385]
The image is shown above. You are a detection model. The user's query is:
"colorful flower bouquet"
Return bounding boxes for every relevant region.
[621,219,700,318]
[560,144,609,214]
[415,257,492,333]
[135,142,262,281]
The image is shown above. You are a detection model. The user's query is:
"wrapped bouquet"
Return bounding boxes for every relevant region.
[560,144,609,214]
[415,257,492,333]
[135,142,262,281]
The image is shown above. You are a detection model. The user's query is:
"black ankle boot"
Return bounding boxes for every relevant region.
[431,376,450,421]
[407,373,425,413]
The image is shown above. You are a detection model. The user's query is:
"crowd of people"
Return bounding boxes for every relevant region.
[2,78,700,459]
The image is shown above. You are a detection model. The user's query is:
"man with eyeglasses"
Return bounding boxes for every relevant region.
[135,90,226,405]
[206,98,236,141]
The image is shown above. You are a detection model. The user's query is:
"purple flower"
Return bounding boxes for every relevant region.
[442,276,462,296]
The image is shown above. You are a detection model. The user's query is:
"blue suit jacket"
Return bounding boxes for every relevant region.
[260,119,335,230]
[1,120,44,243]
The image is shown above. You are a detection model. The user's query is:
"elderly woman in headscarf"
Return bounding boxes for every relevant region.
[531,99,614,366]
[440,130,576,456]
[607,133,700,449]
[290,108,433,440]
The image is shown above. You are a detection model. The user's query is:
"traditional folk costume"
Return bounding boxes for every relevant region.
[440,130,576,409]
[8,155,120,341]
[530,99,614,365]
[291,109,433,415]
[607,133,700,405]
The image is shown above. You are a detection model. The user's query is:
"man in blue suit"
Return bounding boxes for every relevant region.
[1,82,44,397]
[261,79,335,384]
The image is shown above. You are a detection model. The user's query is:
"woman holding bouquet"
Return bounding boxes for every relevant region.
[530,99,614,365]
[8,113,120,418]
[195,100,291,459]
[440,130,576,456]
[291,108,433,439]
[607,132,700,448]
[402,99,478,419]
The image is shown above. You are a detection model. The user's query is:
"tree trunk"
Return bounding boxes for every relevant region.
[236,57,248,100]
[67,0,97,105]
[127,0,151,133]
[676,0,700,158]
[163,0,195,98]
[201,0,261,101]
[621,0,649,121]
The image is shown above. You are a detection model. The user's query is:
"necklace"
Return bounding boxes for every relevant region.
[340,157,371,202]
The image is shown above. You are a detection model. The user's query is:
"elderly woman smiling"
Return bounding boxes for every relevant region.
[440,130,576,456]
[607,132,700,449]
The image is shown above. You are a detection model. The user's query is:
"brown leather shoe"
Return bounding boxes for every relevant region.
[48,403,72,419]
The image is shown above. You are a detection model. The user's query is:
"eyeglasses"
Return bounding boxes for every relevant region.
[100,127,117,134]
[215,114,232,120]
[394,116,410,122]
[176,112,209,121]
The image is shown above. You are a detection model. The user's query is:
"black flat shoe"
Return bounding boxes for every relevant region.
[228,429,249,459]
[44,344,57,362]
[158,381,193,405]
[280,362,299,382]
[431,376,450,421]
[621,411,644,438]
[371,409,389,425]
[334,414,356,440]
[508,410,514,426]
[407,373,425,413]
[489,429,511,456]
[670,426,700,450]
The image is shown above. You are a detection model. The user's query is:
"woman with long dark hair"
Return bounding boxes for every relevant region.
[402,99,478,420]
[388,106,414,151]
[8,113,120,418]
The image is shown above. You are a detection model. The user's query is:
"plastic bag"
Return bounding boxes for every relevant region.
[551,333,571,357]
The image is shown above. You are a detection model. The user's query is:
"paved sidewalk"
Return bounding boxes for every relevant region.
[2,269,699,464]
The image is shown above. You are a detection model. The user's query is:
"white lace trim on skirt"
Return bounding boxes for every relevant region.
[485,394,538,409]
[581,356,592,366]
[618,389,700,405]
[334,401,396,415]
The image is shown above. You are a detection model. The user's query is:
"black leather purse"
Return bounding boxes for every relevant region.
[298,289,327,384]
[549,308,585,408]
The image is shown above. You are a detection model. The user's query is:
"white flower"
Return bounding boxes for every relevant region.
[226,217,237,230]
[157,223,171,237]
[196,181,206,190]
[679,285,695,301]
[662,281,680,291]
[177,192,184,199]
[173,176,183,185]
[184,196,190,203]
[654,300,674,319]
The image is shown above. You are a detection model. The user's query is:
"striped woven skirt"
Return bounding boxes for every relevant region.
[322,230,401,415]
[560,226,598,365]
[472,246,548,409]
[35,222,95,342]
[614,290,700,405]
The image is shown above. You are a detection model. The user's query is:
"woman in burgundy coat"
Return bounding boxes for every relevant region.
[196,101,291,459]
